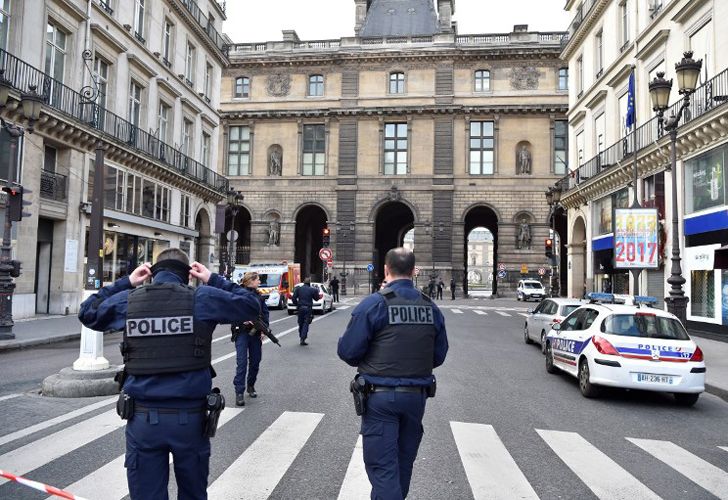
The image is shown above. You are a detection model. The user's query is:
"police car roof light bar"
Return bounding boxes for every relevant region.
[587,292,615,304]
[633,296,658,308]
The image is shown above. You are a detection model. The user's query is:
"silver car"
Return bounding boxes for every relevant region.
[524,298,584,353]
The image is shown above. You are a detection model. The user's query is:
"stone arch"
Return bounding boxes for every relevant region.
[294,204,329,281]
[194,207,213,268]
[461,201,502,223]
[568,214,588,298]
[513,211,535,224]
[368,194,421,224]
[463,204,500,295]
[292,201,332,222]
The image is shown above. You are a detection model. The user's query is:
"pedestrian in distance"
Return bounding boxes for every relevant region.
[329,275,340,302]
[231,272,269,407]
[338,247,448,500]
[436,278,444,300]
[427,277,436,299]
[78,248,261,500]
[292,277,322,346]
[450,277,456,300]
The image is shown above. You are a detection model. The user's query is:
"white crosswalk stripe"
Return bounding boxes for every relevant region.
[452,422,538,500]
[337,435,370,500]
[451,308,464,314]
[538,430,660,499]
[495,311,511,317]
[49,408,244,500]
[720,446,728,453]
[207,411,324,498]
[518,313,530,317]
[338,306,351,310]
[628,438,728,499]
[473,310,488,315]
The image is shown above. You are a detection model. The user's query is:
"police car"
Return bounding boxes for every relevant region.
[544,293,705,406]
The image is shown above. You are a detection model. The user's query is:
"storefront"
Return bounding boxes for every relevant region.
[591,188,630,294]
[102,231,170,283]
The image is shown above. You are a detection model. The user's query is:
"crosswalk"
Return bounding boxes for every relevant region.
[436,306,533,318]
[1,408,726,500]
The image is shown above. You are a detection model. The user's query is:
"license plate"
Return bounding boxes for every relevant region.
[636,373,674,384]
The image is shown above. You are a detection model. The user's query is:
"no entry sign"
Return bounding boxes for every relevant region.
[319,248,333,261]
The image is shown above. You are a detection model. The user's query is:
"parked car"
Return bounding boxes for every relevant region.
[524,298,585,353]
[516,279,546,302]
[286,282,334,315]
[544,293,705,406]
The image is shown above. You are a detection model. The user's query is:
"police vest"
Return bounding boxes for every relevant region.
[357,288,437,378]
[122,283,213,376]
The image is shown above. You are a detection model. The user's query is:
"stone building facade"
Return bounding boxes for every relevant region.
[0,0,228,319]
[221,0,569,294]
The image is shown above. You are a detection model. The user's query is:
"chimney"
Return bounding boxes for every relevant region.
[513,24,529,33]
[282,30,300,42]
[438,0,455,34]
[354,0,368,36]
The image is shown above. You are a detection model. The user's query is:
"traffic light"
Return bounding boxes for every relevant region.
[2,185,32,222]
[322,227,331,248]
[545,238,554,258]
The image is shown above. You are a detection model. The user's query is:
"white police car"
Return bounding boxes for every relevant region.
[544,293,705,406]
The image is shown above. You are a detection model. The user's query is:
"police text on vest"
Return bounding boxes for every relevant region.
[126,316,194,336]
[388,306,434,324]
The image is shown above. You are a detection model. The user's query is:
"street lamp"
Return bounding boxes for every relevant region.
[225,188,244,279]
[648,51,703,326]
[545,186,562,298]
[335,221,355,295]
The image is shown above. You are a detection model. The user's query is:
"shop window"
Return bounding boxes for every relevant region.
[593,188,629,235]
[142,179,155,218]
[104,166,117,209]
[691,270,715,318]
[685,145,725,214]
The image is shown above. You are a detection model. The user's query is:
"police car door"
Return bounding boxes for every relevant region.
[552,309,587,376]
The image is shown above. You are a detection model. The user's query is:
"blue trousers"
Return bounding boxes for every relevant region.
[297,306,311,340]
[361,390,427,500]
[125,409,210,500]
[234,333,262,394]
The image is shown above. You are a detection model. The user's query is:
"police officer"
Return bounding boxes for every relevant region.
[231,272,269,406]
[329,275,340,302]
[292,277,321,346]
[337,247,448,500]
[78,248,260,500]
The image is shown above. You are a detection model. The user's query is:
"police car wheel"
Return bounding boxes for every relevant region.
[674,393,700,407]
[523,324,533,344]
[578,359,601,398]
[516,294,521,301]
[540,331,547,354]
[545,343,558,374]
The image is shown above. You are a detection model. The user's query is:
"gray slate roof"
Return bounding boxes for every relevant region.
[360,0,439,37]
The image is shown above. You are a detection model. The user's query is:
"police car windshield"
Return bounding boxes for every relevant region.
[562,305,580,316]
[258,273,282,288]
[601,314,690,340]
[523,283,543,289]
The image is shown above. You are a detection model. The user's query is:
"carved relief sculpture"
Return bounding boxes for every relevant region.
[509,66,541,90]
[266,73,291,97]
[268,145,283,176]
[517,220,532,250]
[268,218,281,246]
[517,145,532,175]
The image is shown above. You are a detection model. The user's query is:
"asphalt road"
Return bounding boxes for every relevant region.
[1,296,727,499]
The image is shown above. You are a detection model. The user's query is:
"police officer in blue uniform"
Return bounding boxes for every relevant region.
[78,248,260,500]
[292,278,321,346]
[338,247,448,500]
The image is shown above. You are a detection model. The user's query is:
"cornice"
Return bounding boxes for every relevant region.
[560,0,610,61]
[636,29,670,61]
[91,24,128,54]
[606,64,633,88]
[157,77,183,98]
[127,54,158,79]
[164,0,227,65]
[201,113,218,129]
[181,97,203,115]
[585,89,608,110]
[671,0,710,24]
[53,0,88,22]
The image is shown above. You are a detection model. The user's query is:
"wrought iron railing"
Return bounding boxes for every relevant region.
[560,66,728,191]
[97,0,113,15]
[40,170,67,201]
[178,0,226,53]
[0,48,228,193]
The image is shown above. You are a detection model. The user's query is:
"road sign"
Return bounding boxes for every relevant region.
[497,270,507,279]
[520,264,529,275]
[225,230,238,242]
[327,260,334,268]
[497,263,506,271]
[366,263,374,272]
[538,267,546,276]
[319,248,333,261]
[414,266,420,276]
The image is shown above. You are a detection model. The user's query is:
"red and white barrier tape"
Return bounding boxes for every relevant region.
[0,469,89,500]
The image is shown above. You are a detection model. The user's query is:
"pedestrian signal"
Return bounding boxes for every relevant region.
[2,185,31,222]
[322,227,331,247]
[545,238,554,258]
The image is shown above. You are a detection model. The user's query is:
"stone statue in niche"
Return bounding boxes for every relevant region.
[268,219,280,246]
[268,145,283,176]
[516,219,531,250]
[517,145,532,175]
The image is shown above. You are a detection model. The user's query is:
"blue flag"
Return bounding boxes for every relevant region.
[626,69,636,130]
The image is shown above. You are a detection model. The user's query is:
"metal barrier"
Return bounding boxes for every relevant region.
[40,170,67,201]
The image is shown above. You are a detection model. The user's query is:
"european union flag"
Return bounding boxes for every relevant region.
[626,69,636,130]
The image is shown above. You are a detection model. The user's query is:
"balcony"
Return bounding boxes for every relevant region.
[0,48,228,193]
[40,170,67,202]
[177,0,226,53]
[97,0,113,15]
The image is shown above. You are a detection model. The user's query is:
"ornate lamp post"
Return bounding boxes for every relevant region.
[545,187,562,298]
[225,188,244,279]
[648,51,702,326]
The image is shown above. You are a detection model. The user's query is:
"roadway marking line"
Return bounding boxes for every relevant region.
[538,430,660,500]
[207,411,324,498]
[628,438,728,499]
[451,422,538,500]
[518,313,530,318]
[337,306,351,310]
[495,311,512,317]
[0,394,20,402]
[53,408,244,500]
[473,310,488,316]
[720,446,728,453]
[451,309,464,314]
[337,435,370,500]
[0,397,117,447]
[0,410,125,485]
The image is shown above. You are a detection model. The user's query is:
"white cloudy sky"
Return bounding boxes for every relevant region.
[223,0,570,43]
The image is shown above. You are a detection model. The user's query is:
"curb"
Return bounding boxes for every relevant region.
[705,383,728,403]
[0,332,82,352]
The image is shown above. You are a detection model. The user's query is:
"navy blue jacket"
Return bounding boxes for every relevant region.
[78,271,260,407]
[337,279,448,387]
[292,284,320,308]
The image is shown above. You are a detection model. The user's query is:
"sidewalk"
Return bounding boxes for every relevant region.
[689,334,728,401]
[0,315,82,352]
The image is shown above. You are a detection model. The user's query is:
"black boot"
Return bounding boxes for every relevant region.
[247,385,257,398]
[236,393,245,406]
[300,339,309,346]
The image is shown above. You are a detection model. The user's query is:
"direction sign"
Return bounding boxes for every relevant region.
[414,266,420,276]
[538,267,546,276]
[497,270,507,279]
[367,263,374,272]
[497,263,506,271]
[319,248,333,261]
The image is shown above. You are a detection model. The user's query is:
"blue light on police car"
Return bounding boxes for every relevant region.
[633,296,658,305]
[587,292,615,303]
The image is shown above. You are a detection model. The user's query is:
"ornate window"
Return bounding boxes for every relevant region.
[389,72,405,94]
[302,124,325,175]
[234,77,250,98]
[384,123,407,175]
[469,121,494,175]
[474,70,490,92]
[228,126,251,176]
[558,68,568,91]
[308,74,324,96]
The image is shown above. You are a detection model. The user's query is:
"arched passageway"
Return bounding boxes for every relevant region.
[550,206,568,295]
[374,202,415,289]
[295,205,328,281]
[569,216,587,298]
[194,208,212,266]
[464,206,499,295]
[466,227,495,292]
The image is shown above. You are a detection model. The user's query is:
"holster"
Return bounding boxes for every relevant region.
[114,369,128,391]
[426,380,437,398]
[116,390,135,420]
[231,324,243,343]
[349,375,369,416]
[203,388,225,438]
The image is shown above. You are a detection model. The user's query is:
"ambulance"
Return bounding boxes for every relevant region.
[232,263,301,309]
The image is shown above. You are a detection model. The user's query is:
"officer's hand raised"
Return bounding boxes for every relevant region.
[129,263,152,287]
[190,262,212,284]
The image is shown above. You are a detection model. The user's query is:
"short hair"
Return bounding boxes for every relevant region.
[385,247,415,276]
[155,248,190,266]
[304,277,311,285]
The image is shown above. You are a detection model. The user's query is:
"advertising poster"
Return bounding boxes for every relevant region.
[613,208,659,269]
[723,270,728,327]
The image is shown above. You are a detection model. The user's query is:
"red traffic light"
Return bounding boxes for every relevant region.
[322,227,330,236]
[545,238,553,247]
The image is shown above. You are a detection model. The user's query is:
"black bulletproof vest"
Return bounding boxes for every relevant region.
[122,283,213,376]
[357,288,437,378]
